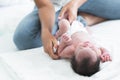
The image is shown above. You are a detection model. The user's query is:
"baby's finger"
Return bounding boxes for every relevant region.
[107,56,110,60]
[100,56,105,62]
[105,56,108,62]
[108,56,112,61]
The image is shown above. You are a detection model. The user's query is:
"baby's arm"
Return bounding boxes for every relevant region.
[58,33,73,58]
[99,47,112,62]
[59,45,75,59]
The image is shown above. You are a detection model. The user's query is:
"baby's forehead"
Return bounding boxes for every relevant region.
[80,48,95,54]
[76,48,97,62]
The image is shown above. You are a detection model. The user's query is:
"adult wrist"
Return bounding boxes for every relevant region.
[72,0,87,9]
[42,26,50,33]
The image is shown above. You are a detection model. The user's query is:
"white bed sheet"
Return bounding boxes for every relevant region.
[1,1,120,79]
[0,3,35,53]
[0,20,120,80]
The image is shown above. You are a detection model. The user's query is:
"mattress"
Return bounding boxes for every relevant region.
[0,20,120,80]
[1,1,120,80]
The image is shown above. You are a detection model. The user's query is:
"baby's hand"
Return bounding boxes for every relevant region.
[100,52,112,62]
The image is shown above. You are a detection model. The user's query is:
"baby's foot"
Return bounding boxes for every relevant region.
[61,33,72,44]
[58,19,70,33]
[55,19,70,39]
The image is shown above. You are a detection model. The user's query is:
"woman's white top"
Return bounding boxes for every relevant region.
[50,0,70,11]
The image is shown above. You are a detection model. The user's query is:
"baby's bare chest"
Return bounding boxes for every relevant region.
[71,32,91,43]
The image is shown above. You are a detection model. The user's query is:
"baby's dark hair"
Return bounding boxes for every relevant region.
[71,55,100,76]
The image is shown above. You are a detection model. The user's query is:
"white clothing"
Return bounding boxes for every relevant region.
[67,20,88,36]
[50,0,70,11]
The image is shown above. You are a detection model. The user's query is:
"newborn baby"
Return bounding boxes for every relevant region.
[55,19,111,76]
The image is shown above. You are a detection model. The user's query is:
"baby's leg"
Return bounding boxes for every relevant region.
[55,19,70,39]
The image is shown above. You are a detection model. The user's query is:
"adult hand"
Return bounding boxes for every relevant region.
[58,1,78,24]
[41,29,59,59]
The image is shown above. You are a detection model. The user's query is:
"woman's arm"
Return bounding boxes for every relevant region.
[34,0,59,59]
[59,0,87,24]
[34,0,55,31]
[71,0,87,9]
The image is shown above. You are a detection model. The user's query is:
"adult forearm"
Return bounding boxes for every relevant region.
[71,0,87,9]
[34,0,55,32]
[39,6,55,32]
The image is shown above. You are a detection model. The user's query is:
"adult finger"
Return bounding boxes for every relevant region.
[58,8,66,20]
[68,14,76,24]
[48,40,59,59]
[49,50,59,59]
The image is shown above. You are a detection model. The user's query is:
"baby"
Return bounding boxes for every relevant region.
[55,19,112,76]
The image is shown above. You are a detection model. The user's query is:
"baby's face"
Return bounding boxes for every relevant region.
[74,41,101,62]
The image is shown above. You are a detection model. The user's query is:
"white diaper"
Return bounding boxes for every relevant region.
[67,20,88,36]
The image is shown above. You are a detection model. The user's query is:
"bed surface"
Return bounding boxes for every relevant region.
[1,20,120,80]
[1,1,120,80]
